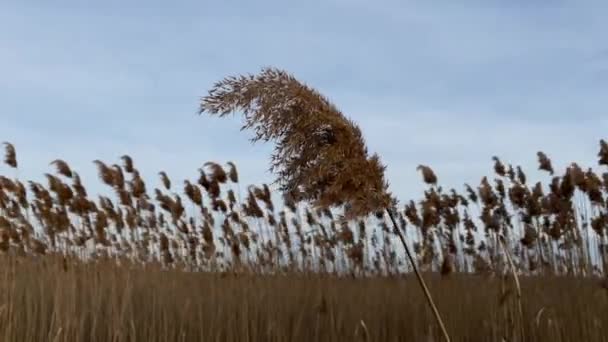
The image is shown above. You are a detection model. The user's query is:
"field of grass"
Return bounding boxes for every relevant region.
[1,255,606,341]
[1,140,607,341]
[2,68,608,341]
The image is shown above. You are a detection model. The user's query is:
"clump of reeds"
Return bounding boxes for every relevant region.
[1,136,608,279]
[1,76,608,341]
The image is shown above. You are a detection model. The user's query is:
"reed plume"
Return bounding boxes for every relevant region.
[417,165,438,185]
[227,162,239,183]
[121,155,134,173]
[2,142,17,168]
[537,152,554,175]
[50,159,73,178]
[159,171,171,190]
[199,67,392,218]
[199,67,450,341]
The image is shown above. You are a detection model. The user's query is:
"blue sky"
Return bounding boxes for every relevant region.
[1,0,607,203]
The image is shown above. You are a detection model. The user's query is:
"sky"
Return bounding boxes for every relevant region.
[1,0,607,204]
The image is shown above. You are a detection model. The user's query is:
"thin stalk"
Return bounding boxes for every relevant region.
[387,208,451,342]
[499,235,525,339]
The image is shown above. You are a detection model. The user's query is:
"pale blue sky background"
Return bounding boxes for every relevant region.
[1,0,607,202]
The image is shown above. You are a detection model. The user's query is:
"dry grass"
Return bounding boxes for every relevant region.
[0,255,606,342]
[1,140,607,342]
[1,67,608,340]
[0,257,608,341]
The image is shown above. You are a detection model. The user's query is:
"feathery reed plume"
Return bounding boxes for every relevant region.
[2,142,17,168]
[184,180,203,206]
[200,67,450,341]
[516,166,527,184]
[417,165,438,185]
[492,156,506,177]
[121,155,134,173]
[93,160,115,187]
[537,152,554,175]
[50,159,73,178]
[227,161,239,183]
[204,162,228,184]
[464,184,478,204]
[159,171,171,190]
[111,164,125,190]
[199,67,392,218]
[129,170,147,198]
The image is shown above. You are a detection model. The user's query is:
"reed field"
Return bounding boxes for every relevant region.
[1,68,608,341]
